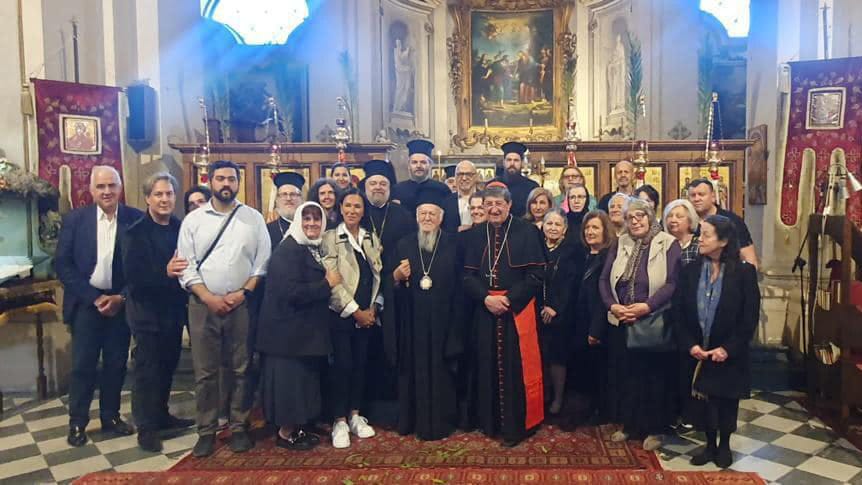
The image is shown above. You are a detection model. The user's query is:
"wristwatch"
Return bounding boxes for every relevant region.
[242,288,253,298]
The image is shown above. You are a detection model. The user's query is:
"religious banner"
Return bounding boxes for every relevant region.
[779,57,862,228]
[31,79,124,209]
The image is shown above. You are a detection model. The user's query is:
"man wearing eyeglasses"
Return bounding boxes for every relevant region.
[455,160,479,231]
[266,172,305,249]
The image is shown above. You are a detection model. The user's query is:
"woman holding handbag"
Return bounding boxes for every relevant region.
[599,197,681,451]
[672,215,760,468]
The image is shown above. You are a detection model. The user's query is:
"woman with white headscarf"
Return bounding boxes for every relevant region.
[256,202,342,451]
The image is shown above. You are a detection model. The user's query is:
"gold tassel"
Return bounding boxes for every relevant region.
[691,360,708,401]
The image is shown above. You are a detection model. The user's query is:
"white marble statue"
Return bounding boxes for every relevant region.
[606,34,626,114]
[393,38,414,114]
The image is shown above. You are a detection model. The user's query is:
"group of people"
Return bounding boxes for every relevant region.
[55,138,760,470]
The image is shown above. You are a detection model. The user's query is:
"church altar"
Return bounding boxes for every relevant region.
[172,140,751,215]
[169,142,395,211]
[443,139,752,215]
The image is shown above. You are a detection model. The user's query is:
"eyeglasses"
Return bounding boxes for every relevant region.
[456,172,476,178]
[626,212,648,222]
[569,194,588,200]
[278,192,302,199]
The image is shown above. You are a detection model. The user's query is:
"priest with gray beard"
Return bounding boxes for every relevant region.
[266,172,305,250]
[385,184,464,440]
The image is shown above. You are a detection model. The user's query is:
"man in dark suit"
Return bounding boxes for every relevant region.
[55,165,142,447]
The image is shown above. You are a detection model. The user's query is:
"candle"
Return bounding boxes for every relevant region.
[484,118,489,130]
[436,150,442,165]
[529,117,533,129]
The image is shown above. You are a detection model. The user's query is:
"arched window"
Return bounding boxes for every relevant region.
[699,0,750,38]
[200,0,309,45]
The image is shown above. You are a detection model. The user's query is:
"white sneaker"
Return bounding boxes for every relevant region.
[348,414,376,438]
[643,434,663,451]
[331,420,350,449]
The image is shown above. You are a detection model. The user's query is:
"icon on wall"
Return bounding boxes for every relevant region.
[59,114,102,155]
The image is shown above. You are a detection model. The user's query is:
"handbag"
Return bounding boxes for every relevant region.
[625,304,675,352]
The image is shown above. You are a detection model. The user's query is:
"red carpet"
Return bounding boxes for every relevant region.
[170,424,660,472]
[76,469,766,484]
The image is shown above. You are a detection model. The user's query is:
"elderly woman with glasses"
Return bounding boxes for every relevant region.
[599,197,682,452]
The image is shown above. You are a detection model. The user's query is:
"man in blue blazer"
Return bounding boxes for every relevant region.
[55,165,143,447]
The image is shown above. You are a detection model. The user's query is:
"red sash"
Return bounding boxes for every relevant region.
[489,290,544,429]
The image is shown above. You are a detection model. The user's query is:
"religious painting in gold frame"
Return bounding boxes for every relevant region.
[194,167,247,204]
[259,167,312,213]
[678,166,732,210]
[541,165,596,201]
[611,166,665,214]
[448,1,574,147]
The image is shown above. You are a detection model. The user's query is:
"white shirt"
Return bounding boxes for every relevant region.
[89,206,118,290]
[458,195,473,227]
[178,201,271,296]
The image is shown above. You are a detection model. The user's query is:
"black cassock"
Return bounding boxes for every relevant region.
[363,201,418,409]
[501,173,539,218]
[385,232,463,440]
[463,216,546,443]
[266,217,291,250]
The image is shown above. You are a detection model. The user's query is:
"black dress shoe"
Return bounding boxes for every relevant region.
[229,431,253,453]
[102,417,135,436]
[275,431,316,451]
[67,425,88,447]
[714,447,733,468]
[192,434,216,457]
[138,431,163,452]
[689,447,716,466]
[297,429,320,446]
[160,414,195,430]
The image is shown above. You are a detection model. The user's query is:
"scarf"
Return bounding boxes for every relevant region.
[618,222,662,302]
[696,261,724,347]
[286,201,327,248]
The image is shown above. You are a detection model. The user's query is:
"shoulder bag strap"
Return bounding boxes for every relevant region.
[197,204,240,269]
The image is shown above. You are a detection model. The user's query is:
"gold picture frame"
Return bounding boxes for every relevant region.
[448,0,574,148]
[59,114,102,155]
[678,166,732,210]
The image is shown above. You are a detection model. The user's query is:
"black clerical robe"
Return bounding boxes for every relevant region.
[385,231,463,440]
[392,180,460,232]
[503,174,539,218]
[463,216,546,443]
[266,217,291,250]
[363,201,419,415]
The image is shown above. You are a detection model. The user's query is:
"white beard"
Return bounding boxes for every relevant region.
[418,228,439,253]
[276,206,295,221]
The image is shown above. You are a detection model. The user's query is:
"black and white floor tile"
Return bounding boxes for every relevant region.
[1,385,861,483]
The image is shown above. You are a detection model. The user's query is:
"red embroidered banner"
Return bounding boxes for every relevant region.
[32,79,124,209]
[780,57,862,228]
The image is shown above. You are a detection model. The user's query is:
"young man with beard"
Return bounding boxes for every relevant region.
[123,172,194,452]
[391,139,460,232]
[56,165,142,447]
[387,184,463,440]
[266,172,305,249]
[177,160,271,457]
[463,184,547,447]
[497,142,539,218]
[597,160,636,212]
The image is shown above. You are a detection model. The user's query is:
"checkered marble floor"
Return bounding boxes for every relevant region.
[1,388,861,484]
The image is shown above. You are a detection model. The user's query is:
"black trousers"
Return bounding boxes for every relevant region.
[329,326,371,419]
[131,320,183,432]
[68,306,131,428]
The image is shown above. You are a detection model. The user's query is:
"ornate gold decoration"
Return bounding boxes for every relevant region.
[448,0,574,150]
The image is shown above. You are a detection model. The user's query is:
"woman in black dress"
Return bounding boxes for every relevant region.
[673,215,760,468]
[257,202,341,450]
[564,184,591,244]
[539,209,579,415]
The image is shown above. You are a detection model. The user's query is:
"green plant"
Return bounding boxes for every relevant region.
[698,36,715,137]
[625,31,643,139]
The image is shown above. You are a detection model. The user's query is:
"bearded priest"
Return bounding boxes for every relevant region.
[386,183,464,441]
